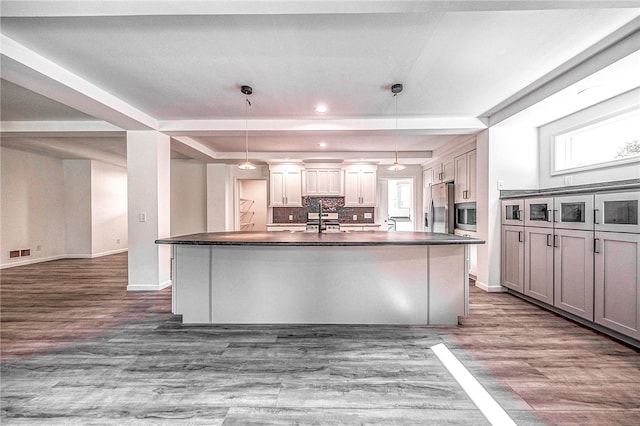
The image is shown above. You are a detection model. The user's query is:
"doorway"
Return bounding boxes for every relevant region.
[237,179,268,231]
[384,178,414,231]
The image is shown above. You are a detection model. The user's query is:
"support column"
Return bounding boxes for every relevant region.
[126,131,171,291]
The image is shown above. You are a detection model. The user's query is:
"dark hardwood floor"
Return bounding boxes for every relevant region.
[1,253,639,424]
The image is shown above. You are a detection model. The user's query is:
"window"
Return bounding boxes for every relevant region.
[553,109,640,173]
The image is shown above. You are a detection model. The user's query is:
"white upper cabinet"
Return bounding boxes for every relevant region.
[302,167,343,196]
[454,149,477,203]
[433,158,454,183]
[423,167,434,188]
[269,165,302,207]
[344,165,377,206]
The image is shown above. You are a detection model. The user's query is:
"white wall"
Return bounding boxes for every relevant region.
[91,161,128,256]
[239,179,267,231]
[171,159,207,236]
[207,164,268,232]
[475,127,538,292]
[1,149,128,268]
[1,147,66,267]
[539,88,640,188]
[63,160,92,256]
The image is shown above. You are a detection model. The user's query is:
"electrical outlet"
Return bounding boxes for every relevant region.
[116,238,121,244]
[564,175,573,185]
[497,180,504,190]
[36,245,42,251]
[289,215,293,221]
[364,213,372,219]
[353,215,358,221]
[139,212,147,222]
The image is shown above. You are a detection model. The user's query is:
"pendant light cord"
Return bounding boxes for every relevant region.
[245,96,251,162]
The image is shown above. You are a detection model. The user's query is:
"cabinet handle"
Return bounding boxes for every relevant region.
[439,172,443,181]
[463,190,468,199]
[594,238,600,254]
[518,231,523,243]
[546,234,552,247]
[594,208,600,224]
[517,209,523,221]
[553,234,559,248]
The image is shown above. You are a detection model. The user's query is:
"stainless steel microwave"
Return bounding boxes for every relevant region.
[455,202,477,231]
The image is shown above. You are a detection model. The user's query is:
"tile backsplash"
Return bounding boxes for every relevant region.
[272,197,375,224]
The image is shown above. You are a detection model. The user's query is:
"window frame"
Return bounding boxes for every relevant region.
[550,107,640,176]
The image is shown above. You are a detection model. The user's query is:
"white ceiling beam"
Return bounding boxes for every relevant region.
[0,120,124,137]
[2,1,638,17]
[171,136,221,162]
[159,116,486,136]
[209,150,432,165]
[0,34,158,131]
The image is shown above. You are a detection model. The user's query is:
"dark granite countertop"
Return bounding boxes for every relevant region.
[156,231,484,247]
[500,179,640,199]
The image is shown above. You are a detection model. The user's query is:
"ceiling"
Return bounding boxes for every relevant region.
[1,1,639,168]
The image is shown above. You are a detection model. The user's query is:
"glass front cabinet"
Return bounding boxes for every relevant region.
[595,191,640,234]
[524,197,553,228]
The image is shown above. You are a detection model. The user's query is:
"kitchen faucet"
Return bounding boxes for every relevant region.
[318,201,325,234]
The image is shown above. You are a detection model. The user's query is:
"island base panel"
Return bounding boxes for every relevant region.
[173,244,465,325]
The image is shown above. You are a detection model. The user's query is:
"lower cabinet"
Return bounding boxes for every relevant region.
[524,227,554,304]
[503,223,640,342]
[501,225,524,292]
[594,232,640,340]
[553,229,594,321]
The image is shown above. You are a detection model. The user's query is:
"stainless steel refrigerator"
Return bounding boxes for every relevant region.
[430,182,455,234]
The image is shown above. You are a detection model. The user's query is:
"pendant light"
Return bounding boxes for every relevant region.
[388,83,406,171]
[238,85,256,170]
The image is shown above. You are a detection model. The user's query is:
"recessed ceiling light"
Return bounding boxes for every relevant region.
[315,104,328,113]
[318,142,327,148]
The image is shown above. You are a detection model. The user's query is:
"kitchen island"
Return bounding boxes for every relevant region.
[156,232,484,325]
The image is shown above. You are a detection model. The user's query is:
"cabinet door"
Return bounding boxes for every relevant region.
[423,168,434,189]
[553,229,594,320]
[594,232,640,339]
[441,158,455,182]
[501,199,524,226]
[303,170,318,195]
[360,170,377,206]
[554,194,593,231]
[454,154,468,204]
[269,171,285,207]
[344,170,361,206]
[594,191,640,234]
[327,170,343,195]
[467,150,476,202]
[524,227,554,304]
[284,170,301,206]
[501,225,524,292]
[524,197,554,228]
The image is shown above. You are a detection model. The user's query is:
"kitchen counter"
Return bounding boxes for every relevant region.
[158,231,483,326]
[156,231,483,246]
[500,178,640,199]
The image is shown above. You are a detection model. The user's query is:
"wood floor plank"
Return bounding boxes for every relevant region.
[1,253,639,424]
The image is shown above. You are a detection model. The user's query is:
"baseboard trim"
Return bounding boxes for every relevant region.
[474,280,507,293]
[127,280,172,292]
[90,248,128,258]
[0,255,65,269]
